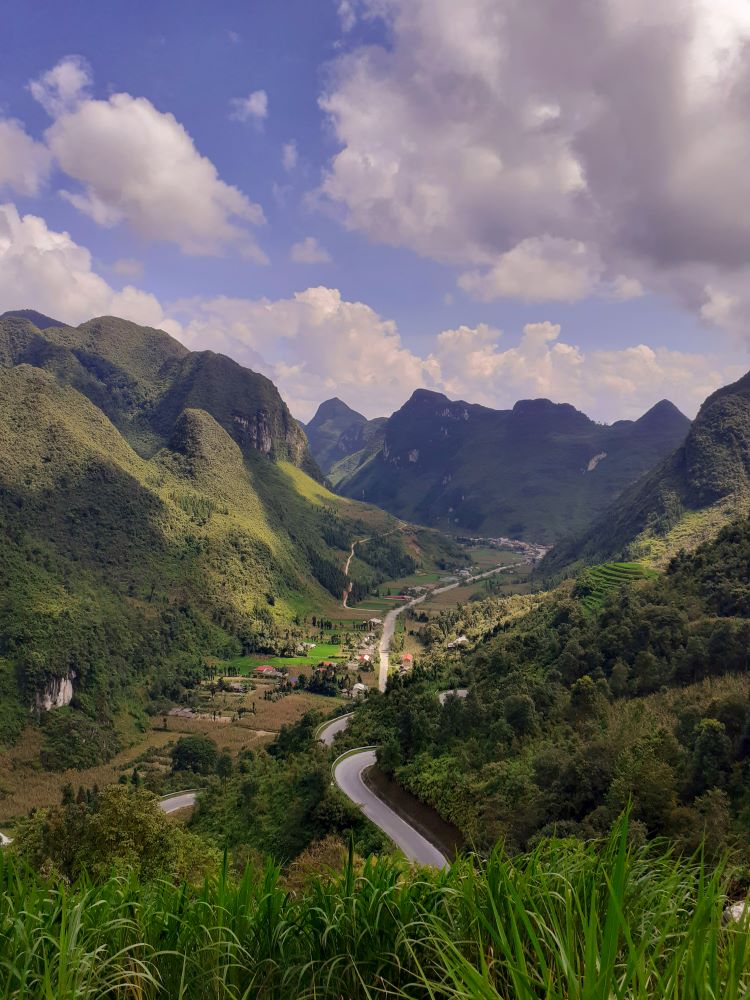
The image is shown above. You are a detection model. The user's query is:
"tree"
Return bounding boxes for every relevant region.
[171,734,218,775]
[217,752,233,785]
[689,719,731,796]
[504,694,538,738]
[13,786,219,883]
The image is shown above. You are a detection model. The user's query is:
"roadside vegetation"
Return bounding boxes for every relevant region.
[2,818,750,999]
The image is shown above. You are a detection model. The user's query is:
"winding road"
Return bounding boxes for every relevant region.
[377,558,528,691]
[333,748,448,867]
[318,692,468,867]
[160,553,526,864]
[159,791,197,814]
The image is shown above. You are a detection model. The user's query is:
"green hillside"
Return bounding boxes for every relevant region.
[574,562,657,612]
[341,512,750,856]
[0,317,430,771]
[322,390,691,543]
[303,396,386,481]
[546,368,750,570]
[0,312,318,471]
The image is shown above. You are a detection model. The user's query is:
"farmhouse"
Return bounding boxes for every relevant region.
[255,665,281,678]
[352,682,368,700]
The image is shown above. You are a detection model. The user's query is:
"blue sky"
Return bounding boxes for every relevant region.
[0,0,748,420]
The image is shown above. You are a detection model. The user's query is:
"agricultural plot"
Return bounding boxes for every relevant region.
[220,644,346,674]
[577,562,657,613]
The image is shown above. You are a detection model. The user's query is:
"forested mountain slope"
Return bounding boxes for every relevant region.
[328,389,690,542]
[0,314,418,768]
[0,312,319,474]
[341,515,750,857]
[303,397,386,481]
[547,368,750,569]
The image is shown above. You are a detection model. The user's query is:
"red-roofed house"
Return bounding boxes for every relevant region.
[255,665,280,677]
[401,653,414,665]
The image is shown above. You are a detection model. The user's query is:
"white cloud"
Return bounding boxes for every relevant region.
[459,237,601,303]
[229,90,268,123]
[290,236,332,264]
[0,202,176,333]
[112,257,144,279]
[0,193,738,425]
[320,0,750,330]
[29,55,91,117]
[282,141,298,171]
[173,286,433,420]
[430,320,740,421]
[30,58,265,258]
[609,275,645,301]
[0,119,51,196]
[338,1,357,32]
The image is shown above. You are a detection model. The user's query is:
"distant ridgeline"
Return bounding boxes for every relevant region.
[546,367,750,571]
[0,311,421,765]
[304,390,691,543]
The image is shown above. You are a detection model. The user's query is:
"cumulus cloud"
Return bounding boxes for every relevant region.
[170,286,740,422]
[30,58,265,258]
[290,236,332,263]
[0,199,737,423]
[29,55,91,116]
[282,141,298,171]
[0,119,51,195]
[173,286,433,419]
[320,0,750,331]
[458,237,601,303]
[229,90,268,123]
[429,320,740,422]
[0,203,177,333]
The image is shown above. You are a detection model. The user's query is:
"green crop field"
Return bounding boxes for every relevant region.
[221,644,346,673]
[577,561,658,612]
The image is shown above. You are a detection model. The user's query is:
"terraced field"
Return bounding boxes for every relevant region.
[577,561,657,612]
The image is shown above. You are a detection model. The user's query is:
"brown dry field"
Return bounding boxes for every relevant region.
[0,690,345,829]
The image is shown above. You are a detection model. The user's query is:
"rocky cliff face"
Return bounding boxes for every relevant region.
[35,672,75,712]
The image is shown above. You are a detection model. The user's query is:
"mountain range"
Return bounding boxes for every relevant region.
[0,311,418,764]
[304,390,691,543]
[546,368,750,569]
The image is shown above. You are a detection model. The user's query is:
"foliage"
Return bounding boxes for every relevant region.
[171,734,219,774]
[11,784,217,883]
[2,820,750,998]
[345,513,750,855]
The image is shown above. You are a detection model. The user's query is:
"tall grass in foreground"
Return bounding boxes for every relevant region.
[1,822,749,999]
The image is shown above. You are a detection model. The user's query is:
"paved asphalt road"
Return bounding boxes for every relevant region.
[318,714,355,746]
[378,558,530,691]
[159,792,197,814]
[333,749,448,868]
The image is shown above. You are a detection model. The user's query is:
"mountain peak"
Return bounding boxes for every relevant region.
[309,397,366,426]
[635,399,690,432]
[0,309,67,330]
